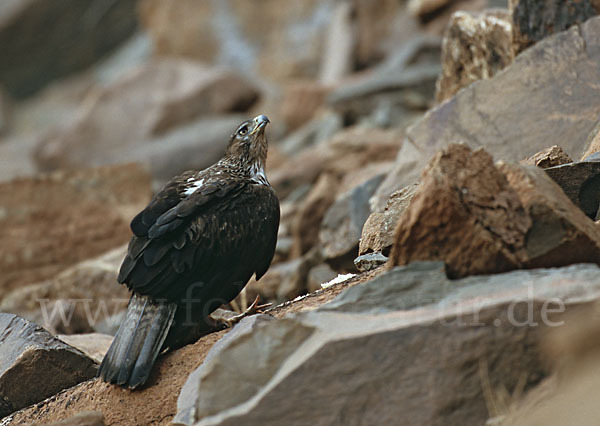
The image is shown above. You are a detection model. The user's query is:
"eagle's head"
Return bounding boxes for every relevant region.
[225,115,270,171]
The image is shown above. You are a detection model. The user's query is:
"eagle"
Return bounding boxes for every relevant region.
[98,115,280,388]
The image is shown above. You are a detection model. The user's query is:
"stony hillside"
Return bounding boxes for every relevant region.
[1,1,600,425]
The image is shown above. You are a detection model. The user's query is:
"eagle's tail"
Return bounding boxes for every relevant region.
[98,293,177,389]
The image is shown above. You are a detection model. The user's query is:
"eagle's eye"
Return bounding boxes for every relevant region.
[238,126,248,136]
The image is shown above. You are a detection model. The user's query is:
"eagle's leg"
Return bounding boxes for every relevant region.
[216,295,272,328]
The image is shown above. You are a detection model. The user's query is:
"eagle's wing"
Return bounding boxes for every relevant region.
[118,174,280,304]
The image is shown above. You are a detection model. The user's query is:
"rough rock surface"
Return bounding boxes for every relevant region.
[42,411,105,426]
[391,144,531,277]
[500,162,600,267]
[173,262,600,426]
[34,59,258,173]
[0,164,150,296]
[0,245,129,334]
[436,10,514,102]
[0,0,138,98]
[509,0,600,54]
[320,174,386,271]
[391,144,600,277]
[542,161,600,219]
[375,16,600,205]
[0,313,97,418]
[360,184,418,256]
[521,145,573,168]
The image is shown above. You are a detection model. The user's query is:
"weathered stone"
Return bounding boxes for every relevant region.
[375,17,600,205]
[0,245,129,334]
[320,174,386,271]
[391,144,531,278]
[0,313,97,418]
[500,162,600,267]
[360,184,418,256]
[521,145,573,168]
[582,119,600,160]
[174,315,275,425]
[542,161,600,219]
[34,59,258,173]
[391,144,600,277]
[0,164,150,296]
[175,262,600,426]
[353,252,389,272]
[436,10,514,102]
[56,334,113,364]
[509,0,600,54]
[0,0,137,98]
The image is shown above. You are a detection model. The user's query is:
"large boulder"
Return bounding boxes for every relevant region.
[0,164,150,296]
[174,262,600,426]
[390,144,600,277]
[374,16,600,205]
[0,0,138,98]
[0,313,97,418]
[34,59,258,175]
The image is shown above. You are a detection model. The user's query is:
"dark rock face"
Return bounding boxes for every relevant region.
[510,0,600,53]
[0,0,138,98]
[174,262,600,426]
[543,161,600,220]
[0,314,97,418]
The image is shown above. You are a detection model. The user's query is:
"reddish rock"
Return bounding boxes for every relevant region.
[390,144,530,277]
[280,82,330,131]
[0,164,151,296]
[521,145,573,168]
[390,144,600,277]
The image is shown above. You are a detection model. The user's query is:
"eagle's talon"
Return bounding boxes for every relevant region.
[223,295,271,328]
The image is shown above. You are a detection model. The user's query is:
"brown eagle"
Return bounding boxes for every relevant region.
[99,115,280,388]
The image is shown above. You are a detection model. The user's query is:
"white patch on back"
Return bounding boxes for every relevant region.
[183,178,205,196]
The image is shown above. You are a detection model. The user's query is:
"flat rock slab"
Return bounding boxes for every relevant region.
[0,313,97,418]
[376,16,600,203]
[177,262,600,426]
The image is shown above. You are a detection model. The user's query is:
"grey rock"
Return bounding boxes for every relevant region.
[0,313,97,418]
[174,315,313,425]
[353,252,389,272]
[374,16,600,206]
[0,0,138,98]
[278,113,342,156]
[320,174,386,271]
[56,333,113,364]
[183,263,600,426]
[543,161,600,220]
[307,263,338,293]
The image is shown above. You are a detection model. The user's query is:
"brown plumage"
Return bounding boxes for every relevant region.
[99,115,280,388]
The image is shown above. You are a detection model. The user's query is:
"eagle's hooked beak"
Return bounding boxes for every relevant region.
[250,114,270,135]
